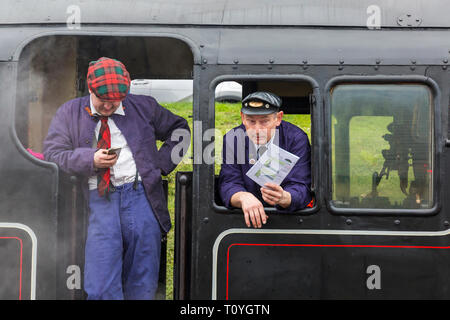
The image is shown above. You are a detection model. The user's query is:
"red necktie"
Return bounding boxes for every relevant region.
[97,117,111,197]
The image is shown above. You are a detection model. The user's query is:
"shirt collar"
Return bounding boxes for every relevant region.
[90,95,125,117]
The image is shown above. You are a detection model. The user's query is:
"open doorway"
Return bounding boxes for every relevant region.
[15,34,194,300]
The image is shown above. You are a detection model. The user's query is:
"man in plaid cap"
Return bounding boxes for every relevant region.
[219,91,312,228]
[43,57,190,299]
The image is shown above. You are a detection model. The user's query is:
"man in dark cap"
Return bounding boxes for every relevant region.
[43,57,190,299]
[219,91,312,228]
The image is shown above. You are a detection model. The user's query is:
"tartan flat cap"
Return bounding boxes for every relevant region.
[241,91,282,115]
[87,57,131,101]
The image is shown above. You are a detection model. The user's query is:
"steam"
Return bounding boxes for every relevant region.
[17,35,78,154]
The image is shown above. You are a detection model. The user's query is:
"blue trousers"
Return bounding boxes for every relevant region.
[84,182,161,300]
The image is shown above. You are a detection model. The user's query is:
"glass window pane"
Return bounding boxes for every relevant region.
[330,84,433,210]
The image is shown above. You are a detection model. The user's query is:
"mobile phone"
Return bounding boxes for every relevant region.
[106,147,121,155]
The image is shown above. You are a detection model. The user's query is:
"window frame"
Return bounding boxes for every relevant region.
[209,74,320,215]
[324,75,441,216]
[13,32,198,161]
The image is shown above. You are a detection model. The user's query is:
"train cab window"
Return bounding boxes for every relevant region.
[15,35,194,299]
[214,80,313,212]
[15,35,193,156]
[330,83,433,210]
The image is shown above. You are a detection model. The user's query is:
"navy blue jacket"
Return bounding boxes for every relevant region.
[219,121,311,212]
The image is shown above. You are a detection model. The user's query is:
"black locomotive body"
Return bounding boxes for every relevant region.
[0,0,449,299]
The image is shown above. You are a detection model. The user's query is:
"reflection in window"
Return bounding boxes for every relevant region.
[331,84,433,209]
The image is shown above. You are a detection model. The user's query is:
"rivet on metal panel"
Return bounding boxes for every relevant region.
[301,60,308,70]
[443,59,448,64]
[374,59,381,70]
[345,219,352,225]
[444,221,449,227]
[269,59,274,64]
[233,59,239,64]
[339,59,344,65]
[397,13,422,27]
[394,219,400,226]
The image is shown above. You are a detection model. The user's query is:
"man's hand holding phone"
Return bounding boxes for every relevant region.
[94,148,120,169]
[106,147,121,155]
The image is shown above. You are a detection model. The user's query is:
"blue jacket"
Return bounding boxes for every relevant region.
[218,120,311,212]
[43,94,190,233]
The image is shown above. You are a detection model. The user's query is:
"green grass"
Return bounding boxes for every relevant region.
[158,101,193,300]
[332,115,419,206]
